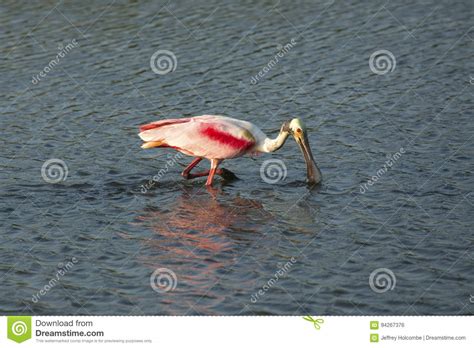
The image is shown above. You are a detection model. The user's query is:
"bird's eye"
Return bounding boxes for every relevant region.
[296,128,302,134]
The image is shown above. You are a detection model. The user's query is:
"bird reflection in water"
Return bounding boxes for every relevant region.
[133,187,274,314]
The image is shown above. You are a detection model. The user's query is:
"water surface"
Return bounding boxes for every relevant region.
[0,0,473,315]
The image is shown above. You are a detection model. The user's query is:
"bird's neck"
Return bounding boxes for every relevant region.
[261,130,290,153]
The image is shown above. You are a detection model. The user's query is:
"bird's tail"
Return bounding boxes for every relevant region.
[140,140,164,149]
[138,118,192,149]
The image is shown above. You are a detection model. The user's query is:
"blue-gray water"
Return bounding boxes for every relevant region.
[1,0,473,315]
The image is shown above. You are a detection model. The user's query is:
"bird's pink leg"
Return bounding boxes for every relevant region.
[181,157,202,178]
[184,169,231,179]
[185,171,211,179]
[206,159,221,186]
[183,158,236,182]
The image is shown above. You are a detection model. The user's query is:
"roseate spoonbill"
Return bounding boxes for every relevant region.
[138,115,322,186]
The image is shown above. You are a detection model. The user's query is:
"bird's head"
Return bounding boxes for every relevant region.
[282,118,321,185]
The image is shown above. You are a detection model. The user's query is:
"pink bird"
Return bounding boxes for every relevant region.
[138,115,322,186]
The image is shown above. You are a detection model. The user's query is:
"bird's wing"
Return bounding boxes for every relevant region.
[139,115,260,159]
[139,117,193,132]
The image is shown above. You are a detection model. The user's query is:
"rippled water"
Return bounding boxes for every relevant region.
[1,0,473,315]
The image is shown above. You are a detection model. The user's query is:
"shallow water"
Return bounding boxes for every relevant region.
[1,0,473,315]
